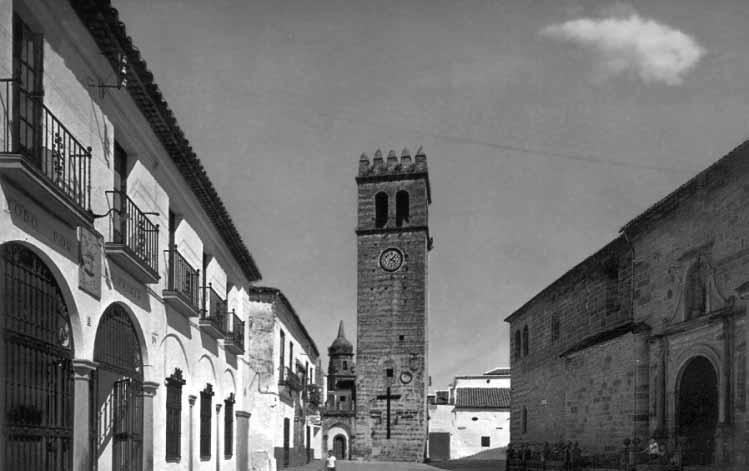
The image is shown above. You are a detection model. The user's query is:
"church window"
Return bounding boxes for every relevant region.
[481,436,490,447]
[165,368,185,462]
[522,325,529,356]
[396,190,410,227]
[551,315,560,343]
[521,406,528,434]
[375,192,388,228]
[386,368,394,378]
[685,259,708,320]
[399,334,405,341]
[514,330,521,359]
[343,360,348,370]
[200,384,214,460]
[224,393,234,458]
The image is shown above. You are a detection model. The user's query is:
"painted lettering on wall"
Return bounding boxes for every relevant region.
[3,187,78,262]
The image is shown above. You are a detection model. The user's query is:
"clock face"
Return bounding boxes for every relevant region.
[400,371,413,384]
[380,248,403,272]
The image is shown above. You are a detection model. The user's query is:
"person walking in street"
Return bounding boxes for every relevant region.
[326,450,337,471]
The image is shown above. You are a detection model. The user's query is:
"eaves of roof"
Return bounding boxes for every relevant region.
[249,287,320,358]
[69,0,261,283]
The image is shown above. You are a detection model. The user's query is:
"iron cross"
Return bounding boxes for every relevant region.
[375,387,402,439]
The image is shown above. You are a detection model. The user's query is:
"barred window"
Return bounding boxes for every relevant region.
[200,384,214,460]
[166,369,185,462]
[224,393,235,458]
[481,436,490,447]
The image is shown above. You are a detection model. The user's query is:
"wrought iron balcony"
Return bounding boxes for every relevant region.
[199,285,228,339]
[224,311,244,355]
[104,191,160,283]
[0,78,93,226]
[279,366,303,391]
[306,384,321,406]
[163,245,200,316]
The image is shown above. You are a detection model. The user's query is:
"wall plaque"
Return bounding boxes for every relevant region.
[78,226,102,299]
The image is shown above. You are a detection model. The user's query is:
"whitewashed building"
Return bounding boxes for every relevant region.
[248,287,323,471]
[428,368,511,461]
[0,1,267,470]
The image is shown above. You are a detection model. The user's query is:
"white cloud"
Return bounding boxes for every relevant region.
[540,9,705,85]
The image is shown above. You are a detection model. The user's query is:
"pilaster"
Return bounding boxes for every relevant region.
[141,381,160,471]
[72,359,97,471]
[235,410,251,471]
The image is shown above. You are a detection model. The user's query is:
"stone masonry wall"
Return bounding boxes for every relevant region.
[508,238,636,454]
[354,159,430,462]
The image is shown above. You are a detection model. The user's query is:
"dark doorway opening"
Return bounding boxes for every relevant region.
[429,432,450,461]
[1,243,74,470]
[333,435,346,460]
[283,417,290,467]
[93,304,143,471]
[677,356,718,466]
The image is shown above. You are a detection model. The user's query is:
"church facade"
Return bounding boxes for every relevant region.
[506,140,749,469]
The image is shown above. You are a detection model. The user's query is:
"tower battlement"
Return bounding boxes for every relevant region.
[358,147,427,177]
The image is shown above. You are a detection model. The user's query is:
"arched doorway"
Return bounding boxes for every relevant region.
[333,435,347,459]
[677,356,718,466]
[0,243,74,470]
[93,304,143,471]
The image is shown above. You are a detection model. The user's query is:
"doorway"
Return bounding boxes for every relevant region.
[333,435,346,459]
[93,304,143,471]
[677,356,718,466]
[1,243,74,470]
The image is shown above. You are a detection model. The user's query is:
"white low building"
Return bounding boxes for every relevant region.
[428,368,511,461]
[248,287,323,471]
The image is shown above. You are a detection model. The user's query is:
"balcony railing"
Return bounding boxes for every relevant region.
[306,384,321,406]
[279,366,303,391]
[0,78,92,222]
[224,312,244,354]
[199,285,228,339]
[104,190,159,283]
[163,245,200,316]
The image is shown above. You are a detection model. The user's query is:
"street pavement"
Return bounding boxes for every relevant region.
[287,459,505,471]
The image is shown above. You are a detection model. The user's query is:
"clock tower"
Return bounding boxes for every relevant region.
[352,147,432,461]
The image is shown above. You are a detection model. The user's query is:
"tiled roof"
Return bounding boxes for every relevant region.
[455,388,510,409]
[484,367,511,376]
[69,0,261,282]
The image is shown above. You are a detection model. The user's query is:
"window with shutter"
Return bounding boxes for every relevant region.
[224,394,234,458]
[165,369,185,462]
[200,384,214,460]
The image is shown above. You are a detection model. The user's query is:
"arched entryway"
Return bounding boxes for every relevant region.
[333,435,347,459]
[0,243,74,470]
[93,304,144,471]
[677,355,718,466]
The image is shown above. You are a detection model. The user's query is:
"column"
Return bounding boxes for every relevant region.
[141,381,160,471]
[189,395,197,471]
[235,410,251,471]
[72,359,97,471]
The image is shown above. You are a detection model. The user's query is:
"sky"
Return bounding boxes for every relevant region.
[114,0,749,389]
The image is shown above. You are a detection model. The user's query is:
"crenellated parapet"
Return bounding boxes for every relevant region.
[358,146,427,177]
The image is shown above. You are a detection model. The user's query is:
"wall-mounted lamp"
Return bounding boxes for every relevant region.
[89,52,129,98]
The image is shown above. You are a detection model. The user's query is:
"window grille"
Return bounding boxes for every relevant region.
[165,369,185,461]
[224,394,234,458]
[200,384,214,460]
